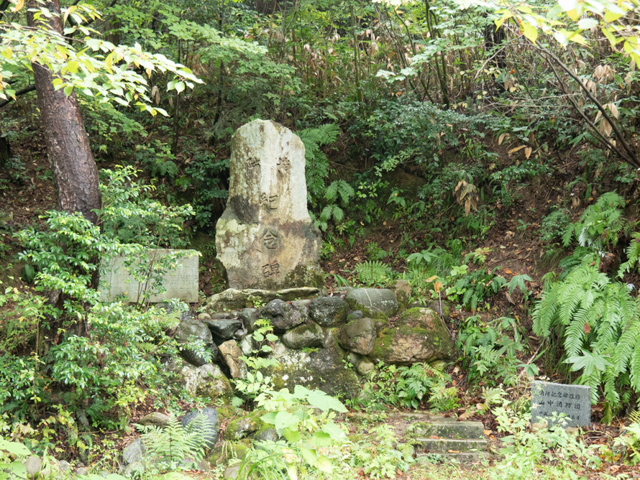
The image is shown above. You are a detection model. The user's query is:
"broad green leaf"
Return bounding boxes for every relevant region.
[299,447,317,466]
[306,390,347,413]
[0,439,30,456]
[522,22,539,44]
[274,410,299,433]
[603,10,622,22]
[322,421,347,441]
[283,427,301,443]
[578,18,599,29]
[260,412,277,425]
[566,9,579,20]
[316,456,333,473]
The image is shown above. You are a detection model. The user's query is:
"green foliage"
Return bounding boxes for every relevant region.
[354,260,391,287]
[533,262,640,409]
[562,192,629,251]
[540,209,572,250]
[314,180,355,232]
[136,415,212,475]
[1,2,202,114]
[350,425,414,479]
[458,316,536,387]
[489,399,601,480]
[0,436,30,480]
[99,166,194,248]
[300,124,340,201]
[240,385,348,480]
[396,364,459,411]
[351,362,458,412]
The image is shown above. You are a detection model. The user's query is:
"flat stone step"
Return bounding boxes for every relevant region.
[417,451,489,463]
[413,438,488,453]
[407,421,485,440]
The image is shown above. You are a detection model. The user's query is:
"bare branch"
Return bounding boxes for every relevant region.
[537,44,639,168]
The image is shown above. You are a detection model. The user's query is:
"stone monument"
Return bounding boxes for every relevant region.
[531,381,591,428]
[216,120,322,290]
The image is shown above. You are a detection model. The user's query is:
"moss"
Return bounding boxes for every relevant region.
[223,410,269,441]
[208,439,252,465]
[369,308,456,364]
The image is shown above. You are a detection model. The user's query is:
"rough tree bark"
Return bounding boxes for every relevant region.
[27,0,101,223]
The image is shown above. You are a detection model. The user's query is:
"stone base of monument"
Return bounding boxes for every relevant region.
[191,287,458,402]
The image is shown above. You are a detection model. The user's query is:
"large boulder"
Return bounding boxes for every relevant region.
[282,322,324,350]
[175,361,232,401]
[261,332,360,398]
[309,296,349,327]
[344,288,399,319]
[181,408,219,449]
[175,319,219,366]
[259,299,307,332]
[215,120,323,290]
[339,317,377,355]
[369,308,456,365]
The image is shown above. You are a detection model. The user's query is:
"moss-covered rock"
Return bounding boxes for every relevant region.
[369,307,455,365]
[282,322,324,349]
[261,332,360,398]
[386,279,412,313]
[224,410,269,441]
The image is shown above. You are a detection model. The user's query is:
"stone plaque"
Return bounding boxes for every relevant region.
[215,119,322,290]
[531,381,590,428]
[99,249,199,303]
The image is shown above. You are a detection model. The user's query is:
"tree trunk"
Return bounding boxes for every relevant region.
[27,0,101,223]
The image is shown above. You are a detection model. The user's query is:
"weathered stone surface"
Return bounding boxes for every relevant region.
[339,317,377,355]
[259,299,307,332]
[309,296,349,327]
[215,120,322,290]
[173,360,231,400]
[99,249,199,303]
[282,322,324,350]
[204,318,243,341]
[369,308,455,365]
[175,319,219,366]
[138,412,171,427]
[197,364,234,401]
[123,439,145,465]
[346,310,364,322]
[356,358,375,376]
[254,428,278,443]
[181,408,219,449]
[223,411,267,441]
[345,288,399,319]
[262,332,360,398]
[24,456,42,476]
[238,308,260,333]
[219,340,247,379]
[205,287,320,313]
[387,279,412,312]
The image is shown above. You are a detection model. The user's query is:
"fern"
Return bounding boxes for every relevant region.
[533,261,640,409]
[137,414,213,473]
[354,260,391,287]
[562,191,628,250]
[325,179,354,205]
[299,124,340,200]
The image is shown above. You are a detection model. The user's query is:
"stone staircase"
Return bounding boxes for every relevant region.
[402,413,488,462]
